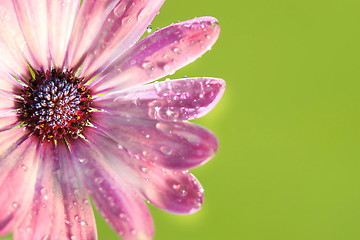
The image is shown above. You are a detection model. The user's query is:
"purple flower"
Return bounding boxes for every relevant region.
[0,0,225,239]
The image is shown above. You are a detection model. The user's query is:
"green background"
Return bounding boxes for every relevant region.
[99,0,360,239]
[3,0,360,239]
[124,0,360,240]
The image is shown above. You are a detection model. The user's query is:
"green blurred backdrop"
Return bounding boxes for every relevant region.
[97,0,360,239]
[108,0,360,239]
[3,0,360,240]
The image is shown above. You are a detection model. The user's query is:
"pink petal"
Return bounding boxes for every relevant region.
[78,0,165,78]
[83,128,205,214]
[0,89,17,109]
[94,77,225,121]
[0,2,32,79]
[0,113,19,132]
[0,128,29,161]
[14,142,97,240]
[12,0,51,70]
[67,137,154,240]
[67,0,120,68]
[47,0,81,68]
[0,67,26,93]
[0,134,39,235]
[91,17,220,94]
[0,89,21,131]
[91,113,218,170]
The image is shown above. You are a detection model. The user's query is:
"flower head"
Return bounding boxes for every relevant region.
[0,0,225,239]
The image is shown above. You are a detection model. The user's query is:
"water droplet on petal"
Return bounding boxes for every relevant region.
[140,167,149,174]
[113,2,127,17]
[95,177,104,185]
[146,25,153,33]
[78,158,87,164]
[12,202,20,209]
[142,62,155,71]
[160,146,173,155]
[172,184,181,190]
[173,48,182,55]
[21,164,27,171]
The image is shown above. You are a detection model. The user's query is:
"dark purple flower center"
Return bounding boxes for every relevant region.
[17,69,92,142]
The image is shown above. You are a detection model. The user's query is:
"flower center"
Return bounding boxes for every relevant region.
[17,69,92,142]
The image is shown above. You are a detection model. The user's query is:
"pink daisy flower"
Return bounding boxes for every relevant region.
[0,0,225,239]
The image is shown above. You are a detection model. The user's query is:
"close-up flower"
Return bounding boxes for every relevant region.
[0,0,225,240]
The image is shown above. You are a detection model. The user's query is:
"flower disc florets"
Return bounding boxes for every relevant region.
[17,69,92,142]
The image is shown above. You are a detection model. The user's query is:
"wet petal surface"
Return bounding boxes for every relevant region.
[12,0,50,70]
[14,143,97,240]
[67,0,122,68]
[68,137,154,240]
[84,128,205,214]
[91,17,220,93]
[0,135,38,235]
[0,2,32,79]
[94,77,225,121]
[79,0,165,78]
[47,0,81,68]
[92,112,218,170]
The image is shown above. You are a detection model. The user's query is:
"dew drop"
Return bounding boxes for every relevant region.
[180,189,187,196]
[95,177,104,185]
[78,158,87,164]
[160,146,173,155]
[73,189,80,196]
[172,184,181,190]
[74,215,80,222]
[153,81,162,93]
[119,213,129,221]
[165,108,180,119]
[156,122,172,134]
[142,151,149,157]
[142,62,155,71]
[113,2,127,17]
[173,48,182,55]
[21,164,27,171]
[140,167,149,174]
[146,25,153,33]
[12,202,20,209]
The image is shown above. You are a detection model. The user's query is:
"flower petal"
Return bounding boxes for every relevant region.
[0,89,21,131]
[14,142,97,240]
[91,113,218,170]
[67,0,120,68]
[0,2,32,79]
[47,0,81,68]
[12,0,50,70]
[0,134,39,235]
[83,128,205,214]
[94,77,225,121]
[67,138,154,240]
[0,113,19,132]
[78,0,165,78]
[91,17,220,93]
